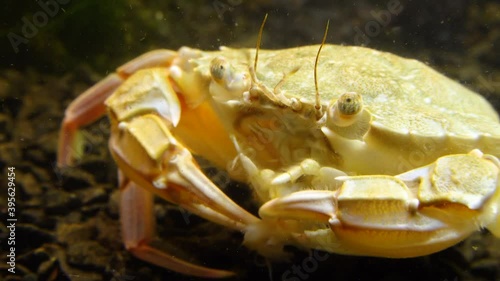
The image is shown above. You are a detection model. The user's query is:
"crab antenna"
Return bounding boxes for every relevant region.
[314,19,330,112]
[254,13,268,73]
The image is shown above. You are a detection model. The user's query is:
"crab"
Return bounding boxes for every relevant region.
[57,39,500,277]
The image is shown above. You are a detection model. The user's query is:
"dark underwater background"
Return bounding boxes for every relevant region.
[1,1,499,281]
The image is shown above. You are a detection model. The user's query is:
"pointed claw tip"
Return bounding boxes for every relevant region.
[329,217,341,226]
[272,173,291,185]
[171,110,181,127]
[169,65,182,79]
[210,269,236,279]
[335,176,349,181]
[230,135,242,152]
[118,121,128,130]
[152,178,167,189]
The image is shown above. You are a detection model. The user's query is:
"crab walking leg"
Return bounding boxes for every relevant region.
[120,178,235,278]
[258,150,500,258]
[57,50,177,166]
[57,74,123,166]
[102,64,259,228]
[117,49,177,76]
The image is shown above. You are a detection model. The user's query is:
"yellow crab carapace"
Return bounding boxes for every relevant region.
[58,43,500,278]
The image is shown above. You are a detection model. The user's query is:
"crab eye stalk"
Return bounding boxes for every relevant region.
[328,92,363,127]
[210,57,230,84]
[209,56,250,101]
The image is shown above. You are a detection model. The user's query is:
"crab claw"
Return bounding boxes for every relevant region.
[103,66,260,277]
[259,151,500,258]
[259,190,337,222]
[58,49,260,277]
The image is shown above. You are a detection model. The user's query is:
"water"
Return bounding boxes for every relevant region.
[1,1,499,281]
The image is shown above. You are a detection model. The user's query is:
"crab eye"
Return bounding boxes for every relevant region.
[328,92,364,127]
[210,57,230,84]
[338,92,362,115]
[208,56,250,101]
